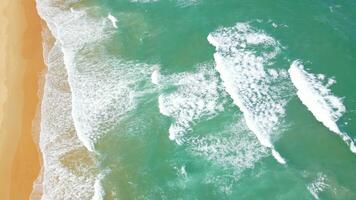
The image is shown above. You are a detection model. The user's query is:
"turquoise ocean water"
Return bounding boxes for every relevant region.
[36,0,356,199]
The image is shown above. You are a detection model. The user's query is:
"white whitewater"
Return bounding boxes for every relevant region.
[188,117,269,193]
[307,173,329,200]
[289,61,356,153]
[157,64,225,144]
[130,0,200,6]
[155,64,269,192]
[151,66,161,85]
[37,26,97,200]
[36,0,153,152]
[92,170,110,200]
[208,23,291,164]
[36,0,154,199]
[107,13,118,29]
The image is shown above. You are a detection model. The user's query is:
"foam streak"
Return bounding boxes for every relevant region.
[208,23,290,164]
[289,60,356,153]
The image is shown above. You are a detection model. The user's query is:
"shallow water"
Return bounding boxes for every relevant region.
[37,0,356,199]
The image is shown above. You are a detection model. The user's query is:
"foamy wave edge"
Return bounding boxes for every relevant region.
[34,25,100,199]
[207,23,290,164]
[35,0,156,197]
[289,60,356,153]
[34,0,117,199]
[156,64,225,144]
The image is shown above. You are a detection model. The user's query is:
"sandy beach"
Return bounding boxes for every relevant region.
[0,0,44,199]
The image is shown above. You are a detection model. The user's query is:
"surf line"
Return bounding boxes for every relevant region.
[213,54,287,165]
[107,13,118,29]
[289,60,356,154]
[207,23,288,164]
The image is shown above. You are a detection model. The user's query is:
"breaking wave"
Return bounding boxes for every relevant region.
[157,64,226,144]
[36,0,154,199]
[208,23,291,164]
[38,26,97,200]
[36,0,153,152]
[289,61,356,153]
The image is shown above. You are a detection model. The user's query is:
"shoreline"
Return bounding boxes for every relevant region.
[0,0,44,199]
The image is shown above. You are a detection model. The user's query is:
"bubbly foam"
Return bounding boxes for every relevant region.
[189,120,268,172]
[38,27,97,199]
[36,1,154,198]
[188,117,269,193]
[107,13,118,29]
[271,149,287,164]
[158,64,225,144]
[36,0,154,152]
[151,66,161,85]
[208,23,290,164]
[130,0,159,3]
[93,171,109,200]
[289,61,355,153]
[307,173,329,200]
[130,0,200,6]
[176,0,201,7]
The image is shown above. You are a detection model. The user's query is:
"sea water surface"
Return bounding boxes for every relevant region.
[36,0,356,199]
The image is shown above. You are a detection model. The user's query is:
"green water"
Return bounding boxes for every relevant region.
[83,0,356,199]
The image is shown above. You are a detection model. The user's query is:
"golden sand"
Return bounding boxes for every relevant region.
[0,0,44,199]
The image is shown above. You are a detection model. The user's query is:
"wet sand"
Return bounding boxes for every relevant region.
[0,0,44,199]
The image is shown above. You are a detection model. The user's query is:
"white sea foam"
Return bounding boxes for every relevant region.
[208,23,291,164]
[289,61,355,153]
[93,180,105,200]
[189,120,268,172]
[151,66,161,85]
[36,0,154,152]
[69,55,153,151]
[36,1,155,198]
[38,27,97,200]
[176,0,201,7]
[271,149,286,164]
[107,13,118,28]
[158,64,225,144]
[188,118,269,193]
[130,0,200,6]
[307,173,329,200]
[130,0,159,3]
[92,170,109,200]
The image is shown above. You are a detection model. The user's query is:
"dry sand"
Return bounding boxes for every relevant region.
[0,0,44,199]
